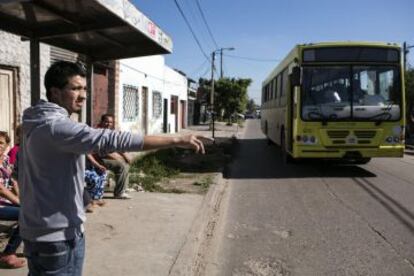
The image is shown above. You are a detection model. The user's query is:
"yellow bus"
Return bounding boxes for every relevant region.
[261,42,405,163]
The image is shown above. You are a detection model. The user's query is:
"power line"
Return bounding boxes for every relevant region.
[183,0,214,50]
[173,0,210,61]
[120,62,186,87]
[190,59,210,76]
[197,64,211,79]
[195,0,218,49]
[224,54,281,62]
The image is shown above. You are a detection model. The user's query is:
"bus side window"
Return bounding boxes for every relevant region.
[277,74,282,106]
[273,78,277,103]
[281,68,289,106]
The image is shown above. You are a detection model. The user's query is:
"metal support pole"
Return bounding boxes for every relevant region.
[86,61,94,125]
[404,42,407,72]
[210,51,216,140]
[30,38,40,106]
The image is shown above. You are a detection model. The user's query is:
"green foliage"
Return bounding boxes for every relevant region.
[199,77,252,122]
[405,68,414,137]
[406,68,414,116]
[192,175,213,192]
[129,149,180,192]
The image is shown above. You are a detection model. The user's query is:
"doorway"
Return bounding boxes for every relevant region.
[163,98,168,133]
[180,100,186,129]
[141,86,148,134]
[0,68,15,143]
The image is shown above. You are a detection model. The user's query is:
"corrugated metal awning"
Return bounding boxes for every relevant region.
[0,0,173,61]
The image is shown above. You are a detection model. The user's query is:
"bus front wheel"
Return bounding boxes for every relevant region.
[281,131,294,163]
[353,158,371,165]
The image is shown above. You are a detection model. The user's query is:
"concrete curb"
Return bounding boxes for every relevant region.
[404,144,414,155]
[168,172,227,276]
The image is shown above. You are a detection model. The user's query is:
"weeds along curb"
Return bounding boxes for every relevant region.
[168,172,227,276]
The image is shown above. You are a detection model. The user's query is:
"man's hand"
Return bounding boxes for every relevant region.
[97,164,107,173]
[173,135,214,154]
[121,152,133,164]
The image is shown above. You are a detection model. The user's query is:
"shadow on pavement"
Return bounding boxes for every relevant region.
[225,138,376,179]
[354,177,414,235]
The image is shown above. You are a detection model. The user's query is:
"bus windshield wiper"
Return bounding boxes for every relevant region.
[309,105,328,125]
[373,101,394,125]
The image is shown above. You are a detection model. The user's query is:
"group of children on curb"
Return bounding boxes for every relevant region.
[0,114,134,269]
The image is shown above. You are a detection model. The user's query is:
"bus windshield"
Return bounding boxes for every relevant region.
[301,66,401,122]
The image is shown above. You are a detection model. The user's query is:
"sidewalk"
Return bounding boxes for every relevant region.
[1,122,240,276]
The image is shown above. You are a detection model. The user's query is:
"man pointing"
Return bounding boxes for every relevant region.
[19,61,208,275]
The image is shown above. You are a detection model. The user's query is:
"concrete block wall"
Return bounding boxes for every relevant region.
[0,30,50,120]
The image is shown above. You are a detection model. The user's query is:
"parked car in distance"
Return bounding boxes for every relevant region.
[244,113,257,119]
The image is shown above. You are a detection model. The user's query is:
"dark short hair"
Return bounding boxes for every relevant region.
[100,114,114,122]
[0,131,10,144]
[45,61,86,101]
[15,124,21,137]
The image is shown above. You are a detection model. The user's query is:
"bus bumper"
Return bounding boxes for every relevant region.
[295,145,404,159]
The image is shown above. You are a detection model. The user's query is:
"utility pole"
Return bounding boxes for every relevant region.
[210,47,235,140]
[404,41,414,71]
[210,51,216,140]
[220,49,223,79]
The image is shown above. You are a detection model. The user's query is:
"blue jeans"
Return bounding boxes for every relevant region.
[0,203,19,220]
[24,234,85,276]
[0,203,22,254]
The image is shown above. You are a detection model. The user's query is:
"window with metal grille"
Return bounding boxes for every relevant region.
[123,84,139,122]
[152,91,162,118]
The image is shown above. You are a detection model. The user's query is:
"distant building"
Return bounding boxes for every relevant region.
[118,56,188,134]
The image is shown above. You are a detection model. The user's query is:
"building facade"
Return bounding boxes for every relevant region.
[0,30,50,144]
[118,55,188,134]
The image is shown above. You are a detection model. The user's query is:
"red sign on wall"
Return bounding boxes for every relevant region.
[148,21,156,37]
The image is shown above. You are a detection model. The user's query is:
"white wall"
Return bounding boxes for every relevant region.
[118,55,188,134]
[164,66,188,132]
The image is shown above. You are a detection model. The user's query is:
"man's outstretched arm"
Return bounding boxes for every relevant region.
[143,134,212,154]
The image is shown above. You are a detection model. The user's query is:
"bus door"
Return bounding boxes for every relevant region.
[288,66,301,153]
[286,81,294,152]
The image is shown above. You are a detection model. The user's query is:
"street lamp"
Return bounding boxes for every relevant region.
[403,41,414,71]
[210,47,235,140]
[219,47,235,78]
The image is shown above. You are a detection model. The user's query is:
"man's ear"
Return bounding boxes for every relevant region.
[49,87,60,102]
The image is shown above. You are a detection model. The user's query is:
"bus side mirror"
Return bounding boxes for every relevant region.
[290,66,301,87]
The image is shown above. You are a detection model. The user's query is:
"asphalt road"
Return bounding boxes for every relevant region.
[204,119,414,276]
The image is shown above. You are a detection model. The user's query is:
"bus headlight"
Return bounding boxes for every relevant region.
[385,136,393,143]
[298,135,317,144]
[393,137,400,143]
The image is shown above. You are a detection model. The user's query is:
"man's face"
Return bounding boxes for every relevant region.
[101,116,114,129]
[52,75,87,114]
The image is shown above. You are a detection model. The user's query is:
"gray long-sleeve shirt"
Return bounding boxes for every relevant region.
[19,100,144,241]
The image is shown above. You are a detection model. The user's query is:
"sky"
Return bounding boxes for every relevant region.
[133,0,413,104]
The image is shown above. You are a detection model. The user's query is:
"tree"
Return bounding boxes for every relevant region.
[213,78,252,122]
[405,67,414,137]
[198,77,252,122]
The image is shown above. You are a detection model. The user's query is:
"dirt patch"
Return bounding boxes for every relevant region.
[129,136,235,194]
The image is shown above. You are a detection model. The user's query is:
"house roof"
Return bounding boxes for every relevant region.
[0,0,173,61]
